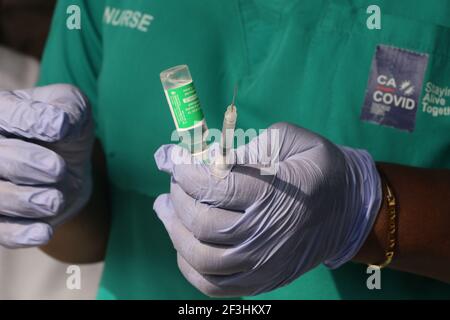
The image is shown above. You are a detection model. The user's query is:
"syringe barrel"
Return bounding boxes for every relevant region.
[220,106,237,151]
[211,106,236,179]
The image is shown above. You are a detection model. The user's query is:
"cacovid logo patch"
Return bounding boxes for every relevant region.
[361,45,429,132]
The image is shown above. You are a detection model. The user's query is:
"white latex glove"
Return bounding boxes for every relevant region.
[154,122,382,297]
[0,84,94,248]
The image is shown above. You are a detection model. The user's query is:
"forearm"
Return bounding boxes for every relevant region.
[353,162,450,283]
[40,140,111,264]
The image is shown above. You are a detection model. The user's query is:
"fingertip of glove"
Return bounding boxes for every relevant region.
[53,154,67,183]
[32,102,71,142]
[29,223,53,245]
[154,144,176,174]
[154,143,212,199]
[32,84,91,142]
[153,194,171,217]
[38,149,67,183]
[30,188,65,216]
[7,222,53,248]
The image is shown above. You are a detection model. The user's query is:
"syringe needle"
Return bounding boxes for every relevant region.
[231,85,238,108]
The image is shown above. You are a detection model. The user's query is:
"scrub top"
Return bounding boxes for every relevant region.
[39,0,450,299]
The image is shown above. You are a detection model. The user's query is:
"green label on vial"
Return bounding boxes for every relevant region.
[167,82,204,129]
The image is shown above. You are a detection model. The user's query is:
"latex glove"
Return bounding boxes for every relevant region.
[0,84,94,248]
[154,122,382,297]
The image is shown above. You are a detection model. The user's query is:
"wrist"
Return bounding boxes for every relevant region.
[352,167,391,265]
[324,146,383,269]
[354,163,450,283]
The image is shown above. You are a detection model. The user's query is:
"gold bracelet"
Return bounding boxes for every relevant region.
[368,177,397,269]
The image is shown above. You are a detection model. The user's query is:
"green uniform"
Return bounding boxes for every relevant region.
[39,0,450,299]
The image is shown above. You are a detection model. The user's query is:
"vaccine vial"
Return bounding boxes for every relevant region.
[160,65,209,158]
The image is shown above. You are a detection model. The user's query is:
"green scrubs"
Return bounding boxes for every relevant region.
[39,0,450,299]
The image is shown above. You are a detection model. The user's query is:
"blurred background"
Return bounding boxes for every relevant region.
[0,0,103,300]
[0,0,55,59]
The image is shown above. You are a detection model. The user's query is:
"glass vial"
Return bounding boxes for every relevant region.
[160,65,209,158]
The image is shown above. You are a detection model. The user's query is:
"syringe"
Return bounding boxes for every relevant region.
[211,86,238,179]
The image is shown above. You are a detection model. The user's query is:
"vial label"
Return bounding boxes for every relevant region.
[167,82,204,130]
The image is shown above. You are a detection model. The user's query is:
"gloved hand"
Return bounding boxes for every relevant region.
[0,84,94,248]
[154,122,382,297]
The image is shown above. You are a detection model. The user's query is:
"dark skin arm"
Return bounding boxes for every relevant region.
[353,162,450,283]
[40,140,111,264]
